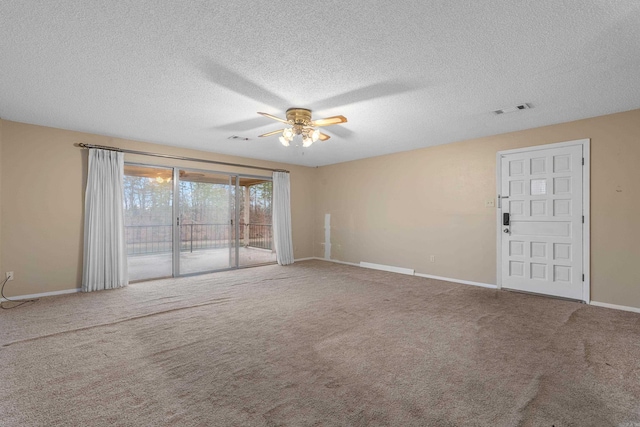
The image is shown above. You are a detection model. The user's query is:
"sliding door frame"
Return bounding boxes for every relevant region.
[172,167,180,276]
[173,166,274,277]
[124,161,274,279]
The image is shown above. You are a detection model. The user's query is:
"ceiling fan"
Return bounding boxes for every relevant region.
[257,108,347,147]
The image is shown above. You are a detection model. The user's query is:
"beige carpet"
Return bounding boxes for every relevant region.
[1,260,639,426]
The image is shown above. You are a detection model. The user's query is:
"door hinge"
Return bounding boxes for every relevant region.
[177,217,180,225]
[582,274,585,282]
[582,158,584,165]
[582,215,584,223]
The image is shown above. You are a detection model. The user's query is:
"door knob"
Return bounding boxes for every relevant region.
[503,228,510,233]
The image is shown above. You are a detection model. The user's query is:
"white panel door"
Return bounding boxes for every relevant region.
[500,144,583,299]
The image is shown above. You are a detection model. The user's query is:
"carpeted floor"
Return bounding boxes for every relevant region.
[1,260,639,426]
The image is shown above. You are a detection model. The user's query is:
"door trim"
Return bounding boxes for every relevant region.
[495,139,590,303]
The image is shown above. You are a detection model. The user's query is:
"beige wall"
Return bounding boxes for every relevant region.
[314,109,640,309]
[0,120,316,297]
[2,110,639,309]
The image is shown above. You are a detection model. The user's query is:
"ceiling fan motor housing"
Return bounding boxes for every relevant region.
[257,108,344,142]
[286,108,313,126]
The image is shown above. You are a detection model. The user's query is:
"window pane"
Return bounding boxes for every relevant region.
[124,165,173,281]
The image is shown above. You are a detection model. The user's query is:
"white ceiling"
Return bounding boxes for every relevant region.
[1,1,640,167]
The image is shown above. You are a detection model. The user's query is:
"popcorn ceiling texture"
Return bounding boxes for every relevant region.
[1,1,640,166]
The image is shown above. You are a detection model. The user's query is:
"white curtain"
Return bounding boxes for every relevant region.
[82,149,128,292]
[272,171,294,265]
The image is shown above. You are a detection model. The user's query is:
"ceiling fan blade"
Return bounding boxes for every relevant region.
[215,117,271,132]
[201,61,289,107]
[310,80,421,111]
[318,132,331,141]
[311,115,348,127]
[258,112,289,124]
[258,129,285,138]
[323,126,354,139]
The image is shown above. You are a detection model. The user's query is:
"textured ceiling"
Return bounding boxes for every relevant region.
[1,1,640,167]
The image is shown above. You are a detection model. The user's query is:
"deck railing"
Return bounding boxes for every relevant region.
[125,223,273,255]
[126,224,173,255]
[244,223,272,251]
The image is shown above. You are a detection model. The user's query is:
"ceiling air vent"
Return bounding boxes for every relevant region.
[493,103,533,115]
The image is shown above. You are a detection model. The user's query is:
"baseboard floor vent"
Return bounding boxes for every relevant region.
[360,262,415,276]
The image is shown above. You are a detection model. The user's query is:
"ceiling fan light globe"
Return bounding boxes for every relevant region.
[302,137,313,148]
[279,136,290,147]
[283,128,294,139]
[311,129,320,142]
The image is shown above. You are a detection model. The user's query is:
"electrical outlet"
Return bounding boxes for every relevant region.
[430,255,435,262]
[6,271,14,281]
[485,200,495,207]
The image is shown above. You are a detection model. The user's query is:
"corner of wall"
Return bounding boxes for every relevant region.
[309,109,640,310]
[311,166,322,259]
[310,166,327,260]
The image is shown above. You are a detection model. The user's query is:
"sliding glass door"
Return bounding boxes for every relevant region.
[178,170,234,275]
[124,164,275,281]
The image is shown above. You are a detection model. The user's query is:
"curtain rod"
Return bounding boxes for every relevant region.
[76,143,289,173]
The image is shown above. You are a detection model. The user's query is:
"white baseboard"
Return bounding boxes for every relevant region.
[298,257,360,267]
[414,273,497,289]
[1,288,81,302]
[304,257,496,290]
[293,257,317,262]
[320,257,637,312]
[321,258,360,267]
[590,301,640,314]
[360,261,414,276]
